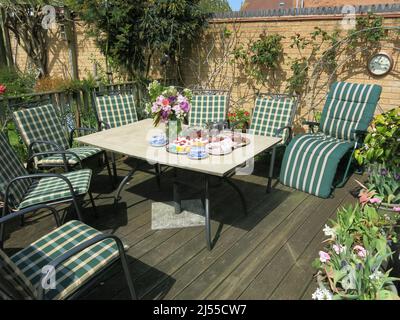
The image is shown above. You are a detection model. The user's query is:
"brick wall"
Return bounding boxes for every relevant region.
[12,14,400,122]
[180,15,400,123]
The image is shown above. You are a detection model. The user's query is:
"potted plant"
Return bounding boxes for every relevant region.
[146,80,192,139]
[228,108,251,133]
[312,205,399,300]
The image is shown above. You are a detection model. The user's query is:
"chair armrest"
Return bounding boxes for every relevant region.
[28,140,63,155]
[302,121,320,133]
[3,174,78,218]
[28,150,83,171]
[275,126,293,145]
[98,121,111,131]
[38,234,126,300]
[0,204,60,228]
[69,127,98,147]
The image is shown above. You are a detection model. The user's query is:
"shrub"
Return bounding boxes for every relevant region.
[0,67,35,96]
[355,107,400,168]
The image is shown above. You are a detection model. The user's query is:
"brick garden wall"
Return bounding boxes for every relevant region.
[11,13,400,124]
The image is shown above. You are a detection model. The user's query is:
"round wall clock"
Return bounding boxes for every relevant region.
[368,52,394,77]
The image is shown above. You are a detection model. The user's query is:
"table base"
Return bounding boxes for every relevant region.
[151,200,205,230]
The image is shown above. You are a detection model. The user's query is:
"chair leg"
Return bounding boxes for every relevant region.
[88,191,98,218]
[336,150,355,188]
[103,152,114,190]
[267,147,277,193]
[71,196,84,222]
[120,252,137,300]
[111,152,118,182]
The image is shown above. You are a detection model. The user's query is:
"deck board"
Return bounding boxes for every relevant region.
[3,158,359,300]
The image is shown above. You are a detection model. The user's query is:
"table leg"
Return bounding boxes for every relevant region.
[205,175,212,250]
[114,163,138,203]
[173,182,182,214]
[267,146,277,193]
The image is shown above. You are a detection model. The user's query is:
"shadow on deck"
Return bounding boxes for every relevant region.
[3,157,360,300]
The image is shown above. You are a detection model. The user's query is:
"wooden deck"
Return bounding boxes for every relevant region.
[3,157,359,300]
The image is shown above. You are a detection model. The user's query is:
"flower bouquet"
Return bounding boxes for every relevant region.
[147,80,192,127]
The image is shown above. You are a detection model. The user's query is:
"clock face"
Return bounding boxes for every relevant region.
[368,53,393,76]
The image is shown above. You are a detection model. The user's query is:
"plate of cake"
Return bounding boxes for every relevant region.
[206,138,234,156]
[166,137,191,154]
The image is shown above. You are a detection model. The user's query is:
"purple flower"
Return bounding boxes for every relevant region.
[381,168,388,176]
[394,173,400,181]
[180,101,190,113]
[168,96,177,104]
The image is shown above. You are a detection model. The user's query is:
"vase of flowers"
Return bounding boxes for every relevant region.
[147,81,192,141]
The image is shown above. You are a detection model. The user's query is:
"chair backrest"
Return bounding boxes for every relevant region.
[249,94,298,140]
[188,91,229,127]
[0,249,36,300]
[320,82,382,141]
[94,93,138,128]
[0,133,31,209]
[13,105,69,153]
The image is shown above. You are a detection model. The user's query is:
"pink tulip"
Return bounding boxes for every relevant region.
[0,84,6,95]
[333,244,346,255]
[319,251,331,263]
[393,207,400,212]
[369,197,382,204]
[354,245,367,258]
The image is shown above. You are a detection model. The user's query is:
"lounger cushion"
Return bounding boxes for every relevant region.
[280,134,354,198]
[11,220,125,300]
[250,95,296,143]
[37,146,102,166]
[0,133,31,209]
[319,82,382,141]
[13,105,69,153]
[0,250,37,300]
[18,169,92,209]
[188,94,228,126]
[95,94,138,128]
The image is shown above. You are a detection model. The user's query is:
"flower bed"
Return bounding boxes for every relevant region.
[312,205,399,300]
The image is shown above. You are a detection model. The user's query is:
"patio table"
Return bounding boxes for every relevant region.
[76,118,281,249]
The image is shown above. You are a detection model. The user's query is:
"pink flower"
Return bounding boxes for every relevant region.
[333,244,346,255]
[156,95,165,105]
[354,245,367,258]
[393,207,400,212]
[369,197,382,204]
[0,84,6,95]
[151,103,160,113]
[319,251,331,263]
[162,98,170,107]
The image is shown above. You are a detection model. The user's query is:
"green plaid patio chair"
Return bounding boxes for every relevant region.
[94,90,162,199]
[188,90,229,127]
[249,93,298,191]
[94,92,138,129]
[280,81,382,198]
[0,132,96,248]
[12,104,112,183]
[0,216,136,300]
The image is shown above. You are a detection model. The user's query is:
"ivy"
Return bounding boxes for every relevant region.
[232,32,284,85]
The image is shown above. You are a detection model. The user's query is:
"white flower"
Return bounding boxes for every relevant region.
[369,270,383,281]
[312,288,333,300]
[323,224,336,238]
[333,244,346,255]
